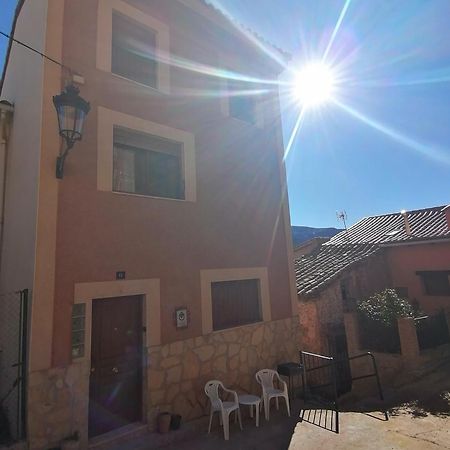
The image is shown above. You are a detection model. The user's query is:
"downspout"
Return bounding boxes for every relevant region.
[0,101,14,273]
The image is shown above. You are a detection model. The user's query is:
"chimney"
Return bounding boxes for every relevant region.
[401,210,412,235]
[444,205,450,231]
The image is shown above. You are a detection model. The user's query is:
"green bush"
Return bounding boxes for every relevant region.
[357,288,414,327]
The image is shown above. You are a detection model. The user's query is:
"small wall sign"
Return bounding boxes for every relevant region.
[116,271,126,280]
[174,307,189,329]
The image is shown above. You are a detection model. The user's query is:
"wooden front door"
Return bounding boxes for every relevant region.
[89,295,143,437]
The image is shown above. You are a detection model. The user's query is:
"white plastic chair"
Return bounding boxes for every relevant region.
[204,380,243,440]
[255,369,290,421]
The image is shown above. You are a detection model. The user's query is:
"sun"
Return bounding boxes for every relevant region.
[293,62,336,107]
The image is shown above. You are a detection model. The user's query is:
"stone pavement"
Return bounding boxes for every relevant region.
[289,408,450,450]
[103,398,450,450]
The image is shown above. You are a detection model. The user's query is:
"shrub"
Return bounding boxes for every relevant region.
[357,288,414,327]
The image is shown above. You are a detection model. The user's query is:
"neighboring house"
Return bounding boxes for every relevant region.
[295,205,450,357]
[291,225,342,247]
[0,1,299,448]
[293,236,330,259]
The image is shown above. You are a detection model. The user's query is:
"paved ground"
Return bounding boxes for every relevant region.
[290,408,450,450]
[104,399,449,450]
[105,360,450,449]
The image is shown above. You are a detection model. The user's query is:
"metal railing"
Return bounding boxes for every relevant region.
[347,352,389,421]
[300,351,340,433]
[299,350,388,434]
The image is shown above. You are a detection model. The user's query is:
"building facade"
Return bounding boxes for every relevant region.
[0,1,299,447]
[295,206,450,356]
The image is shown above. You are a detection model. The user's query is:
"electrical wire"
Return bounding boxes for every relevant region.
[0,30,72,73]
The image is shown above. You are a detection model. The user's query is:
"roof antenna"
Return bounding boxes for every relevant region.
[336,211,350,241]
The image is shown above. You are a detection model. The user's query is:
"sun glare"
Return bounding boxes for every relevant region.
[293,62,336,107]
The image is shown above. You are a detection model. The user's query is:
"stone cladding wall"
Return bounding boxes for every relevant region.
[26,316,300,449]
[146,316,300,428]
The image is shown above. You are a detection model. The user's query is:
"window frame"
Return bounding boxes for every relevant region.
[113,128,185,200]
[97,0,170,93]
[417,271,450,296]
[98,107,196,202]
[200,267,271,334]
[211,278,262,331]
[219,76,264,128]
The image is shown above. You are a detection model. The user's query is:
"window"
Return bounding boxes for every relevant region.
[229,93,257,124]
[97,1,170,93]
[71,303,86,358]
[226,80,258,124]
[211,279,261,330]
[418,271,450,296]
[112,12,158,88]
[113,127,184,199]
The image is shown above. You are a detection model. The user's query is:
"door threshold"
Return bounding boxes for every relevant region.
[88,423,147,449]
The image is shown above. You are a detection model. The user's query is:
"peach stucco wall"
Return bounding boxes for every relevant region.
[51,0,294,365]
[386,241,450,314]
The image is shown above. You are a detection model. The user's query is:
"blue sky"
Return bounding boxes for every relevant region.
[0,0,16,71]
[1,1,449,227]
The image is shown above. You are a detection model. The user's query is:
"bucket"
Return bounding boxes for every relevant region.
[157,412,172,434]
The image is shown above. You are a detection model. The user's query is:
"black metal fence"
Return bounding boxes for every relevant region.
[415,311,450,351]
[0,289,29,444]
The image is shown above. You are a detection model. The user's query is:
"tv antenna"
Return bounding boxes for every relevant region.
[336,211,350,240]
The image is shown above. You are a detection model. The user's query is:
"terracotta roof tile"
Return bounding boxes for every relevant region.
[295,243,380,297]
[329,205,449,245]
[295,205,450,297]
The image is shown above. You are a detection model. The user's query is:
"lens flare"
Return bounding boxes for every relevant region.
[294,63,336,107]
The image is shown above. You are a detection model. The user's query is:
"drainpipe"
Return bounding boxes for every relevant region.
[0,101,14,272]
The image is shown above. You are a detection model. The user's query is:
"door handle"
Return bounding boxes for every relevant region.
[112,367,119,374]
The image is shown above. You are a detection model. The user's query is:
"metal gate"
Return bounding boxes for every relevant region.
[0,289,29,444]
[300,350,388,434]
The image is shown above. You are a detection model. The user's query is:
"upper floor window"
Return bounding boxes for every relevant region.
[112,12,158,88]
[418,271,450,296]
[229,92,257,124]
[97,0,170,93]
[113,127,184,200]
[211,279,261,331]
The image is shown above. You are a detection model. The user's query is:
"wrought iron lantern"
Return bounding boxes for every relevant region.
[53,84,90,179]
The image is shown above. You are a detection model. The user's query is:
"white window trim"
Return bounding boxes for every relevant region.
[200,267,271,334]
[97,0,170,94]
[97,107,196,202]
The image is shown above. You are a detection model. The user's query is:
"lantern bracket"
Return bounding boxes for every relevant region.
[55,141,75,179]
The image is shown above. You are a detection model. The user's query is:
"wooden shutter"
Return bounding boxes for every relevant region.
[211,279,261,331]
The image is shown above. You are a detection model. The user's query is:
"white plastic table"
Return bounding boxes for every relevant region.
[238,394,261,427]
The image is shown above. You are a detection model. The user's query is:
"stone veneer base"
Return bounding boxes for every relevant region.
[27,316,300,449]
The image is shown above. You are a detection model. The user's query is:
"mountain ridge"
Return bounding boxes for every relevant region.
[292,226,342,247]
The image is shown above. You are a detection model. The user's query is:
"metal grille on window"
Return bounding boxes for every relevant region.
[72,303,86,358]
